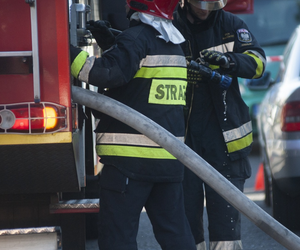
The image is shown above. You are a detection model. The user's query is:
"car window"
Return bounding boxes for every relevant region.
[237,0,300,46]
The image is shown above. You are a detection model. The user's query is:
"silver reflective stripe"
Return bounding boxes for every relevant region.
[139,55,187,68]
[205,41,235,54]
[96,133,184,146]
[223,121,252,143]
[78,56,95,83]
[210,240,243,250]
[196,241,207,250]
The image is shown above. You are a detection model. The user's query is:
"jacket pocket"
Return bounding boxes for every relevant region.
[99,165,129,193]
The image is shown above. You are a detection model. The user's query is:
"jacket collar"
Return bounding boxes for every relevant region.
[130,12,185,44]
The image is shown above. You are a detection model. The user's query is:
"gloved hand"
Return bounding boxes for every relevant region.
[70,44,89,78]
[87,20,116,51]
[201,49,230,68]
[187,60,232,90]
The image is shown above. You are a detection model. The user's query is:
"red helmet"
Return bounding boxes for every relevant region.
[126,0,180,20]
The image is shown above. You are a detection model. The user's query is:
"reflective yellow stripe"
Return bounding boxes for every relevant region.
[71,50,89,78]
[243,51,264,79]
[149,79,186,105]
[0,132,72,145]
[223,121,253,153]
[223,121,252,142]
[209,65,220,70]
[96,145,176,159]
[226,132,253,153]
[134,67,187,79]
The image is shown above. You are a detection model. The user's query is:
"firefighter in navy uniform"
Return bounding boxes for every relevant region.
[70,0,196,250]
[173,0,266,249]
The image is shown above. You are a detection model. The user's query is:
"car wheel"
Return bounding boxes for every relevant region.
[272,178,300,230]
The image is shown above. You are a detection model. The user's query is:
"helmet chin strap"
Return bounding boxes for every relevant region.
[126,9,136,20]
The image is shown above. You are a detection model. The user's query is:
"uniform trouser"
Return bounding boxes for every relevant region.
[183,167,247,249]
[184,127,251,250]
[98,165,196,250]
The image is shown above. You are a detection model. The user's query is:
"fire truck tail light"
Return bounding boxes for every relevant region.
[43,107,58,129]
[0,110,16,129]
[0,103,67,134]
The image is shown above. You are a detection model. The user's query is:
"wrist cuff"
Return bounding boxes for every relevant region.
[71,51,89,78]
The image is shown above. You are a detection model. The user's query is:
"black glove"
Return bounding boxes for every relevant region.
[201,49,230,68]
[87,20,116,51]
[187,60,232,90]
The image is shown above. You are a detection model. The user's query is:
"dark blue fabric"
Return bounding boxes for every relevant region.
[98,165,196,250]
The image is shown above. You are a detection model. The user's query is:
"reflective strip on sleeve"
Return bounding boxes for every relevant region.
[149,79,187,105]
[96,145,176,159]
[71,51,89,78]
[223,121,253,153]
[206,41,235,53]
[243,50,266,79]
[78,56,95,83]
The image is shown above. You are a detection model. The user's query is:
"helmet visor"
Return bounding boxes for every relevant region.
[187,0,227,11]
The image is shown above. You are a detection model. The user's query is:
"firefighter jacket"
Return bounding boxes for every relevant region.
[173,7,266,161]
[89,21,187,182]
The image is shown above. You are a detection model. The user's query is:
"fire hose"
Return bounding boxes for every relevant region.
[72,86,300,250]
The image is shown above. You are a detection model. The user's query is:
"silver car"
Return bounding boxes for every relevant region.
[257,24,300,230]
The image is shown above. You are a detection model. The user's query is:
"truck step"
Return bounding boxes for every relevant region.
[49,199,99,214]
[0,227,62,250]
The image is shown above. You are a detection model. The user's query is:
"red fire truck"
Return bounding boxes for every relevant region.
[0,0,252,249]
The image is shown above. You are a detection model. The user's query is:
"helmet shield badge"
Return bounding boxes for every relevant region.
[187,0,227,11]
